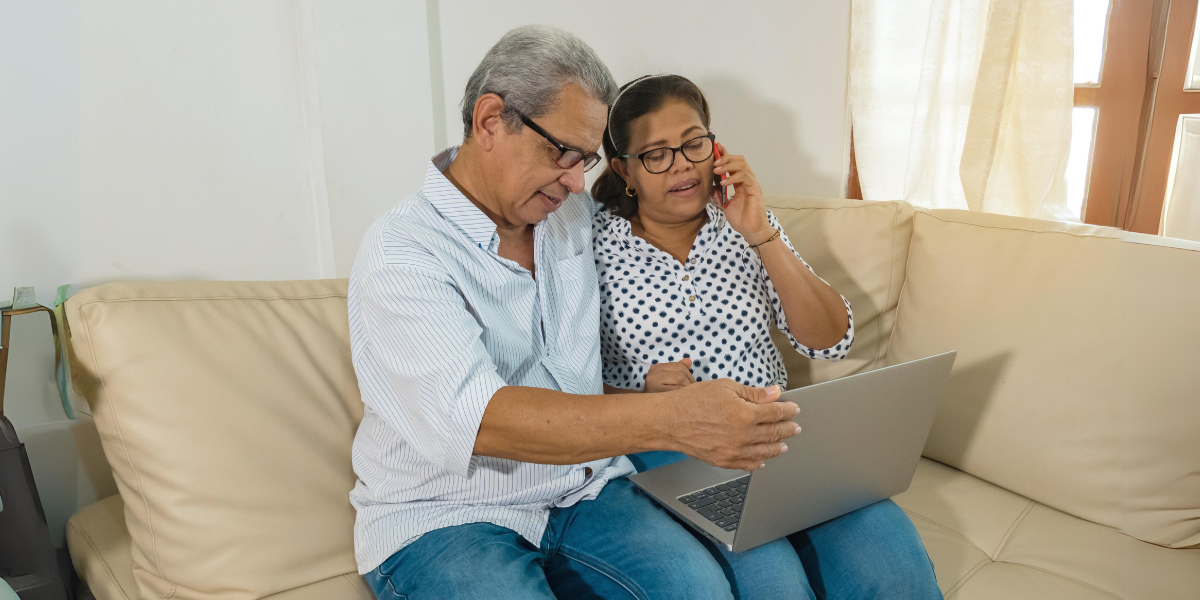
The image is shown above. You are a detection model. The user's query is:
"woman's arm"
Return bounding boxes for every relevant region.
[753,226,850,351]
[713,145,850,351]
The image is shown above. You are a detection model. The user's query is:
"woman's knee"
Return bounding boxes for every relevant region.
[792,500,940,598]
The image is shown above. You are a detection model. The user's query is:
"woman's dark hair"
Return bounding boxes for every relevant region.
[591,75,711,218]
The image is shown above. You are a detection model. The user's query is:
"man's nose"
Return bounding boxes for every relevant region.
[560,161,585,195]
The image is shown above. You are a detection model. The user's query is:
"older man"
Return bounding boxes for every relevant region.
[347,25,795,599]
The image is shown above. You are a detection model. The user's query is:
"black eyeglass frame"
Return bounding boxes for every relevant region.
[620,133,717,175]
[517,114,603,172]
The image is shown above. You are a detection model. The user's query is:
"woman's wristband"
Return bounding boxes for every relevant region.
[749,229,781,257]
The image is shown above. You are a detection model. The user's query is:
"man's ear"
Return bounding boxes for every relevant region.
[471,93,507,151]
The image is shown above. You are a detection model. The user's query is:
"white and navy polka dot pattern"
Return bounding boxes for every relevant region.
[592,204,853,390]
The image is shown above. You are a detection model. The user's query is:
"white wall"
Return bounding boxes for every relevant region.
[436,1,851,197]
[1,0,850,546]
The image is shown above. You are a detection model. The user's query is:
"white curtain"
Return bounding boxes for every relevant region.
[850,0,1077,221]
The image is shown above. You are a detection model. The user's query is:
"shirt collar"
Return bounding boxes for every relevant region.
[424,146,501,253]
[600,202,727,254]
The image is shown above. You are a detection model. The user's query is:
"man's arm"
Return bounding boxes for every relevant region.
[476,379,800,472]
[356,257,797,476]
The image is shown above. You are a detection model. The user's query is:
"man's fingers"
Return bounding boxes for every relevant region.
[751,419,802,444]
[752,400,799,424]
[741,442,788,463]
[737,384,782,404]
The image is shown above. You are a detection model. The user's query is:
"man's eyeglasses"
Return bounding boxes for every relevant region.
[519,114,603,172]
[621,133,716,175]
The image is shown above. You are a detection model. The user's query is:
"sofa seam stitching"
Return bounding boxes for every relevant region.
[68,518,132,600]
[883,215,919,367]
[876,204,903,370]
[917,210,1200,253]
[79,305,175,600]
[258,572,365,599]
[943,559,990,599]
[72,293,347,306]
[901,510,986,554]
[990,559,1122,599]
[990,499,1035,560]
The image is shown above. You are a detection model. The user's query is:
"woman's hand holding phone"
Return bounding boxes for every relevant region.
[713,143,774,246]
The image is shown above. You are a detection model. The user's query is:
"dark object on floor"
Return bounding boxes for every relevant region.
[1,302,72,600]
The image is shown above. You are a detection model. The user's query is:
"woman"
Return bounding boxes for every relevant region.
[592,75,940,600]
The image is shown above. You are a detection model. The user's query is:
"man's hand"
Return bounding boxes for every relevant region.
[661,379,800,472]
[643,358,696,392]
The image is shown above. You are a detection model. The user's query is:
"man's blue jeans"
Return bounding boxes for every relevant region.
[366,457,941,599]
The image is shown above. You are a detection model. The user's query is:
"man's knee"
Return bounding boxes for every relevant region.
[367,523,552,600]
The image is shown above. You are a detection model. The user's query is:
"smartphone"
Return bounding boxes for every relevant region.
[712,141,729,207]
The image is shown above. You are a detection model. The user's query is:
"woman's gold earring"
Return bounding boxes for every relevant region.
[625,186,637,197]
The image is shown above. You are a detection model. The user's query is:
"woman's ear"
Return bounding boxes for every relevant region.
[611,157,630,184]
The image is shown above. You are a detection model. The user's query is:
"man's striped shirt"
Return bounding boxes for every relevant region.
[347,147,634,574]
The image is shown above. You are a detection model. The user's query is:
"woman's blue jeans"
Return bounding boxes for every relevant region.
[366,452,942,600]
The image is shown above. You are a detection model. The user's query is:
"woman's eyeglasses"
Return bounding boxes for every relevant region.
[621,133,715,175]
[519,114,603,172]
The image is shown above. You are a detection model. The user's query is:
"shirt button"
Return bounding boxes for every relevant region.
[682,275,690,281]
[689,295,696,302]
[690,258,697,264]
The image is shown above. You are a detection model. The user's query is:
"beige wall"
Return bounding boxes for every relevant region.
[0,0,852,545]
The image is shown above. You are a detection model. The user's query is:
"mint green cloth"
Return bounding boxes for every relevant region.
[0,577,19,600]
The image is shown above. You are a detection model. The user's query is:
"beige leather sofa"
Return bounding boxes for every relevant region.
[61,196,1200,600]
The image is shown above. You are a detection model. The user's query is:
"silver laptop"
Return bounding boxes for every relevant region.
[628,351,956,553]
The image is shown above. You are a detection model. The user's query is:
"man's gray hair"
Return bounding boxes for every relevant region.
[461,25,617,137]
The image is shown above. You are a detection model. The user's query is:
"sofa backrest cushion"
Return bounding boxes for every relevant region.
[888,210,1200,548]
[765,196,915,388]
[66,280,364,600]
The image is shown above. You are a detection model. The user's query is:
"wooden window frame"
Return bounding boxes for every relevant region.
[1125,0,1200,233]
[846,0,1200,237]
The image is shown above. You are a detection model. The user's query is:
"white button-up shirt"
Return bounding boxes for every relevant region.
[347,147,634,574]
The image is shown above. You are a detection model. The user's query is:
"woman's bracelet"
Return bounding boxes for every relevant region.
[749,229,781,258]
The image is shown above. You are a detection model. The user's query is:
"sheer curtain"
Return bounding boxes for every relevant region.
[850,0,1076,221]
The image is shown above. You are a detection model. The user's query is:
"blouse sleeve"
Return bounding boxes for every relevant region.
[758,211,854,361]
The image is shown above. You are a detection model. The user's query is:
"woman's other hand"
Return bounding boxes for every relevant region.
[643,358,696,392]
[713,143,774,246]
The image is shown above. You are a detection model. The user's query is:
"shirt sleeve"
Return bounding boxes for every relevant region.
[759,210,855,362]
[353,261,507,479]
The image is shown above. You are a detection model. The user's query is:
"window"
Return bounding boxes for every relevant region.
[848,0,1200,240]
[1075,0,1200,237]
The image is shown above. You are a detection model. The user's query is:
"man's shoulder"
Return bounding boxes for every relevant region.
[355,191,446,273]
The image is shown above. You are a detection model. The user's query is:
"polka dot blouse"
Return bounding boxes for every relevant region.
[592,203,854,391]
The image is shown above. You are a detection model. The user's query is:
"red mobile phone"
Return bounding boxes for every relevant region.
[712,141,729,207]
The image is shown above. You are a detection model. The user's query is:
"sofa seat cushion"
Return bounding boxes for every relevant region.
[66,495,373,600]
[895,458,1200,600]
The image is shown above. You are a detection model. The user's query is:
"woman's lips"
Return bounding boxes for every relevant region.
[668,179,701,197]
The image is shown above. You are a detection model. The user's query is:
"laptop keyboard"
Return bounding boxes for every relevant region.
[677,475,751,532]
